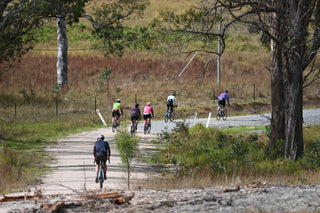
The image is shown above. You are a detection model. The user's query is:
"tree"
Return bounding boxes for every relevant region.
[152,0,320,160]
[115,129,140,190]
[84,0,150,58]
[0,0,45,67]
[43,0,91,90]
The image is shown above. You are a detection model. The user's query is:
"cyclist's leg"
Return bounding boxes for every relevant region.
[103,157,107,179]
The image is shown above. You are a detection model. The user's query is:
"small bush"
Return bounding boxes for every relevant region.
[305,137,320,168]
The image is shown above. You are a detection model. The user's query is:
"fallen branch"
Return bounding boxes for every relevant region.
[0,195,36,202]
[223,185,240,193]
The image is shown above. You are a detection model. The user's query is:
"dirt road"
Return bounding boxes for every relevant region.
[1,109,320,212]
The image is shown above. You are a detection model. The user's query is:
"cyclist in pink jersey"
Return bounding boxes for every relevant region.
[143,102,154,126]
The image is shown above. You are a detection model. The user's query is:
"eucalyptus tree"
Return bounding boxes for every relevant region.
[0,0,45,70]
[153,0,320,160]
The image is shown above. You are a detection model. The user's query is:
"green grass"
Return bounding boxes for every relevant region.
[143,122,320,189]
[0,113,105,194]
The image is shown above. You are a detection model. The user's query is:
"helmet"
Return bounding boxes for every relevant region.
[147,102,151,106]
[97,134,104,140]
[171,92,176,96]
[225,90,228,93]
[135,103,139,108]
[117,99,121,103]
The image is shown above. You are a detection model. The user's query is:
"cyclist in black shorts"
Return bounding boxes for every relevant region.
[93,134,111,182]
[131,103,141,127]
[217,90,230,113]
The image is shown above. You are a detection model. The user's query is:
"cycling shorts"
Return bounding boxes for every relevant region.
[218,98,226,107]
[131,113,139,121]
[112,109,121,117]
[143,113,152,120]
[96,152,107,165]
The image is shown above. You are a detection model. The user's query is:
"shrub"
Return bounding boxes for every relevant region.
[115,129,140,189]
[305,137,320,168]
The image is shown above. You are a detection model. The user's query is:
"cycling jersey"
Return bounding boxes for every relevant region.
[167,95,177,106]
[218,92,230,105]
[113,102,122,110]
[131,107,140,114]
[144,106,152,114]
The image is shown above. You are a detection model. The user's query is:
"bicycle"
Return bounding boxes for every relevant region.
[144,118,151,134]
[112,116,120,133]
[164,108,175,122]
[131,119,138,133]
[216,105,227,120]
[97,160,105,189]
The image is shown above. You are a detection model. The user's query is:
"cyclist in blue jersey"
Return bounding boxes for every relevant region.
[93,134,111,182]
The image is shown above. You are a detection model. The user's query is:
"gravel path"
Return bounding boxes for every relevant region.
[0,108,320,212]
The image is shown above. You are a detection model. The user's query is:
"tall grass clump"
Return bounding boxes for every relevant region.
[155,122,320,186]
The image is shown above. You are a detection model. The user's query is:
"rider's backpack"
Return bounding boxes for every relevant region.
[167,99,173,106]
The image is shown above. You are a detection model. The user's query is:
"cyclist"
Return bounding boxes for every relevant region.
[217,90,230,114]
[93,134,111,182]
[112,99,123,126]
[143,102,154,126]
[131,103,141,127]
[166,92,177,113]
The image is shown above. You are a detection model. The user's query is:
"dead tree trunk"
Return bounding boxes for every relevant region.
[57,16,68,90]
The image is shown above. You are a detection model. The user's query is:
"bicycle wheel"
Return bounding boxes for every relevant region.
[170,111,175,122]
[112,119,116,132]
[144,123,147,134]
[147,122,151,134]
[216,110,221,120]
[99,164,104,189]
[222,109,227,120]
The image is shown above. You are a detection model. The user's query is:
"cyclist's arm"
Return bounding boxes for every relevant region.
[120,106,123,116]
[173,97,177,106]
[151,108,154,118]
[93,145,96,157]
[107,144,111,158]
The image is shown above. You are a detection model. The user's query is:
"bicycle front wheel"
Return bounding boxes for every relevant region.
[170,111,175,122]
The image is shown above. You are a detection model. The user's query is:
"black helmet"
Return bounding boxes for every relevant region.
[135,103,139,108]
[171,92,176,96]
[225,90,228,93]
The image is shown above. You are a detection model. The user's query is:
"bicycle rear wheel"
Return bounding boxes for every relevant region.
[216,110,221,120]
[147,122,151,134]
[112,118,117,132]
[222,109,227,120]
[144,122,147,134]
[99,164,104,189]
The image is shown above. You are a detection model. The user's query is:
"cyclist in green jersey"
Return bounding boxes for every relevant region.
[112,99,123,126]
